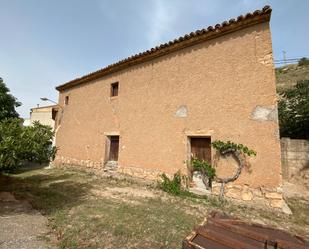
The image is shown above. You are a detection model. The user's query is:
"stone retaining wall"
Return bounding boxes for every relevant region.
[212,183,287,211]
[53,156,103,169]
[281,138,309,179]
[190,172,290,213]
[53,156,163,180]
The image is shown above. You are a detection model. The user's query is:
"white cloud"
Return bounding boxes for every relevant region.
[146,0,178,46]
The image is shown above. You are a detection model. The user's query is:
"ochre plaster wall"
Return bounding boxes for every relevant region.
[55,22,281,189]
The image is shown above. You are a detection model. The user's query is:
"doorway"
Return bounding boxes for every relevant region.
[109,136,119,161]
[190,137,211,163]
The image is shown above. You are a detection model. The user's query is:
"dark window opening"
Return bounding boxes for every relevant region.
[65,96,69,105]
[109,136,119,161]
[111,82,119,97]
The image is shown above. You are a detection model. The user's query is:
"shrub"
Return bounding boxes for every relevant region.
[298,57,309,66]
[21,121,56,163]
[158,171,182,195]
[0,118,56,171]
[0,118,24,170]
[191,158,216,180]
[278,80,309,139]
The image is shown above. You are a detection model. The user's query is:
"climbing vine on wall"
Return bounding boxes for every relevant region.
[191,140,256,200]
[212,140,256,200]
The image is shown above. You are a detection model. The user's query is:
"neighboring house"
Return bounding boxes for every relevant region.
[24,105,56,129]
[53,6,284,209]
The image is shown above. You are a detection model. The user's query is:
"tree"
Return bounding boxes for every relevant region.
[0,77,21,121]
[0,119,56,171]
[0,78,56,171]
[0,118,24,170]
[278,80,309,139]
[190,140,256,200]
[211,140,256,200]
[298,57,309,66]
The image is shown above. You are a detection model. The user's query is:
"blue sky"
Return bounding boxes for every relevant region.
[1,0,308,118]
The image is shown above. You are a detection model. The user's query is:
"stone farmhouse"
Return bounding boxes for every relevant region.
[53,6,284,209]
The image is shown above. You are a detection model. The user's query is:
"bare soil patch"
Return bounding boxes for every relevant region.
[0,192,56,249]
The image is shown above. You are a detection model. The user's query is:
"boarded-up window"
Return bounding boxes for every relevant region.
[111,82,119,97]
[190,137,211,163]
[109,136,119,161]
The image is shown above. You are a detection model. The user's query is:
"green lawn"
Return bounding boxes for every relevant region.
[0,166,308,248]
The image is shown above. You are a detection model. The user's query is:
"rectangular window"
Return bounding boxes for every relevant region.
[111,82,119,97]
[109,136,119,161]
[190,137,211,163]
[65,96,69,105]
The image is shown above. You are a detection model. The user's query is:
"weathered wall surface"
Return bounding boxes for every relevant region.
[281,138,309,179]
[29,107,55,128]
[54,22,281,190]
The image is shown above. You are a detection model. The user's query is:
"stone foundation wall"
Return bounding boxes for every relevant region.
[211,183,287,211]
[53,156,163,180]
[54,156,289,213]
[117,166,163,180]
[53,156,103,169]
[190,172,289,213]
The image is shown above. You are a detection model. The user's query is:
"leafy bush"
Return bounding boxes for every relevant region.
[0,118,56,171]
[278,80,309,139]
[191,158,216,180]
[158,171,182,195]
[212,140,257,156]
[298,57,309,66]
[0,118,24,170]
[21,121,56,163]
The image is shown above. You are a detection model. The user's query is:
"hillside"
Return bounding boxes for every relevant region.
[276,64,309,91]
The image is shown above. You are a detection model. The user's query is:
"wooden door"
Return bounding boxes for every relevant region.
[190,137,211,163]
[109,136,119,161]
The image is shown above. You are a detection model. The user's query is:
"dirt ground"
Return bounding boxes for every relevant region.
[0,191,56,249]
[0,166,308,248]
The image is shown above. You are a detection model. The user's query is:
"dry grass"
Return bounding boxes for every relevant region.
[0,166,308,248]
[276,64,309,91]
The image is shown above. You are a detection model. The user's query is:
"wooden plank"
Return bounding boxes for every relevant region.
[183,212,309,249]
[191,137,211,163]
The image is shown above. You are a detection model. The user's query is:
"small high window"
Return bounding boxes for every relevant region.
[111,82,119,97]
[65,96,69,105]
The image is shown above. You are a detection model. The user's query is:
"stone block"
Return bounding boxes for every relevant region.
[270,199,284,208]
[265,192,282,199]
[225,187,242,199]
[241,189,253,201]
[252,188,263,198]
[211,186,221,195]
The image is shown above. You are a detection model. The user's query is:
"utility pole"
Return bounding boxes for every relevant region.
[282,50,287,65]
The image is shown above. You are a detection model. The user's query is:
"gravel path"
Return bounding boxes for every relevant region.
[0,192,55,249]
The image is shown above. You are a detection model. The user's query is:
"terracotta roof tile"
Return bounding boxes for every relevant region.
[56,5,272,91]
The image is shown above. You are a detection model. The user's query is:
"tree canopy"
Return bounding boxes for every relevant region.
[0,77,56,171]
[278,80,309,139]
[0,77,21,121]
[0,119,56,171]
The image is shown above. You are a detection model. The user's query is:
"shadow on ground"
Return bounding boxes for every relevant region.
[0,167,92,216]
